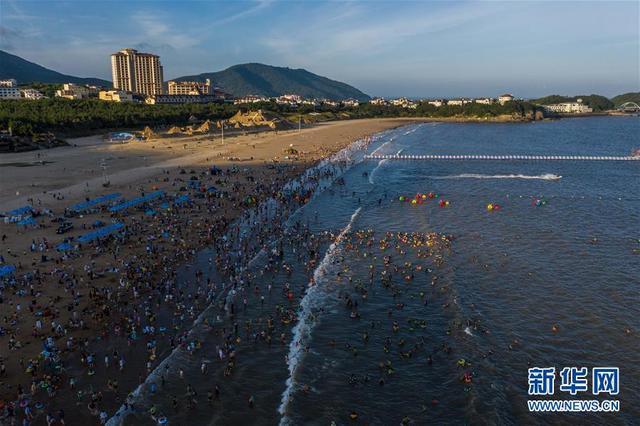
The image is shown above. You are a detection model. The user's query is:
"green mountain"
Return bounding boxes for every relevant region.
[0,50,110,87]
[530,94,613,112]
[175,63,370,101]
[610,92,640,107]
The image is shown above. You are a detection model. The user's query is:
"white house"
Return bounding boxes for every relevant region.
[342,98,360,107]
[370,97,388,106]
[390,97,417,109]
[322,99,339,107]
[276,94,303,105]
[0,79,18,88]
[56,83,99,100]
[21,89,45,100]
[498,93,514,105]
[146,94,220,105]
[99,90,134,103]
[234,95,270,104]
[474,98,493,105]
[543,99,592,114]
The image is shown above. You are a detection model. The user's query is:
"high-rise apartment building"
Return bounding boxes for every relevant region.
[111,48,164,96]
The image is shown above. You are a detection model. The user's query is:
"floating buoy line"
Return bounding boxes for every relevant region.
[364,154,640,161]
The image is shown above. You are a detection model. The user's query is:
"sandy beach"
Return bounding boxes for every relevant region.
[1,119,419,210]
[0,118,417,424]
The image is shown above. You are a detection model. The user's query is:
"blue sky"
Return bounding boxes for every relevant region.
[1,0,638,98]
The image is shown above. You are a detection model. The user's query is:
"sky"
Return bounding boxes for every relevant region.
[1,0,639,98]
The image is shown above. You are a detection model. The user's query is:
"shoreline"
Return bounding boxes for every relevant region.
[0,118,412,425]
[107,127,380,425]
[3,113,633,160]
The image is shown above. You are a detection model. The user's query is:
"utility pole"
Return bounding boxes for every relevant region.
[221,119,225,144]
[298,115,301,132]
[100,159,110,187]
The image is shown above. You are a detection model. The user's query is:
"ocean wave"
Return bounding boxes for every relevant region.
[369,149,403,184]
[278,207,362,424]
[370,138,392,156]
[428,173,562,181]
[369,159,388,184]
[403,123,424,135]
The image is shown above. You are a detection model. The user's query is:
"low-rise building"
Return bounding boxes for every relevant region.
[321,99,339,107]
[0,87,21,99]
[370,97,387,106]
[543,100,592,114]
[498,93,514,105]
[447,99,471,106]
[276,94,303,105]
[99,90,134,102]
[342,99,360,107]
[21,88,45,100]
[427,99,445,107]
[145,94,221,105]
[167,79,211,95]
[0,79,21,99]
[0,79,18,88]
[390,97,417,109]
[234,95,270,105]
[55,83,99,100]
[474,97,493,105]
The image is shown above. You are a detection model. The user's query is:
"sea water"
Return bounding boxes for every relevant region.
[123,116,639,425]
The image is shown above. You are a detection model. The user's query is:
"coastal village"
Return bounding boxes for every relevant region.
[1,48,621,114]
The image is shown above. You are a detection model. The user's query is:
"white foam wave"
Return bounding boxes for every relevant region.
[429,173,562,181]
[370,138,392,156]
[369,149,403,184]
[278,207,362,424]
[403,124,423,135]
[369,159,388,184]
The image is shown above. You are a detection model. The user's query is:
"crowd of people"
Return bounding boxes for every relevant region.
[0,136,375,425]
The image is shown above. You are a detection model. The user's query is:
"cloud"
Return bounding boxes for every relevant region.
[131,11,197,50]
[207,0,274,26]
[260,1,499,67]
[0,26,23,49]
[1,0,44,41]
[134,42,177,53]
